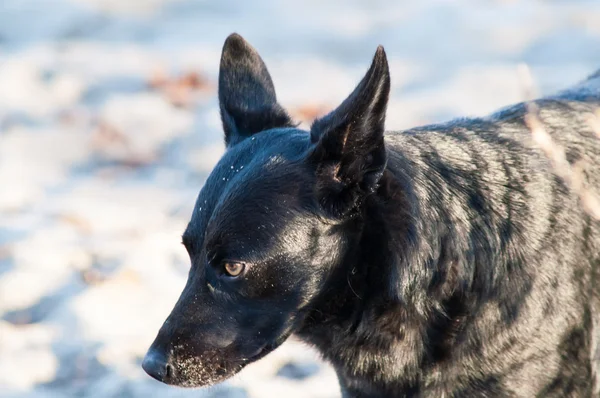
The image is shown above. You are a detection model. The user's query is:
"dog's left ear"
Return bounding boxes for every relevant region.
[219,33,294,147]
[309,46,390,218]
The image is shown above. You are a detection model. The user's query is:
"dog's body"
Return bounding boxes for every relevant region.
[143,34,600,397]
[300,79,600,397]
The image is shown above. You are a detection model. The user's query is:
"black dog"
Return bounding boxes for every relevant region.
[143,33,600,397]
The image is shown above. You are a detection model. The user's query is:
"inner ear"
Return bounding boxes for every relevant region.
[309,46,390,218]
[218,33,294,147]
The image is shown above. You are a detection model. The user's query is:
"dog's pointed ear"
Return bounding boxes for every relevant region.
[309,46,390,218]
[219,33,294,147]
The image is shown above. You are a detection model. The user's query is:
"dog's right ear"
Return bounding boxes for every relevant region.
[219,33,294,147]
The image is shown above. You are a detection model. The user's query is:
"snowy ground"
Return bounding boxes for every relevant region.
[1,0,600,397]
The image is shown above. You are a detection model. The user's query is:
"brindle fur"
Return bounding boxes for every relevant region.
[143,34,600,397]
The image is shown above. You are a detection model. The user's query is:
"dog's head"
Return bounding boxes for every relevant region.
[143,33,390,387]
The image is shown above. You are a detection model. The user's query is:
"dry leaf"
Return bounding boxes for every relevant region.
[290,104,331,124]
[148,68,214,108]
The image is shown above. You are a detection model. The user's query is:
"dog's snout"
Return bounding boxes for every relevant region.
[142,350,175,383]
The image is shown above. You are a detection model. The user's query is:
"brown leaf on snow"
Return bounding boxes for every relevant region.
[148,68,214,108]
[111,268,142,285]
[0,244,12,261]
[81,268,107,286]
[81,268,141,287]
[289,103,331,124]
[91,121,128,149]
[58,214,93,234]
[90,121,157,167]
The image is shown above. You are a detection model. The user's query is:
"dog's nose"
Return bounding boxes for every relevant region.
[142,350,174,383]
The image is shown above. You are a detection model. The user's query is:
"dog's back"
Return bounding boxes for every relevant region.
[380,71,600,396]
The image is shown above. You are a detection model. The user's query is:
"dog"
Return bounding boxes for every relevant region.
[142,33,600,397]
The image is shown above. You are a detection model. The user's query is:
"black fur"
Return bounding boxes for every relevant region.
[143,33,600,397]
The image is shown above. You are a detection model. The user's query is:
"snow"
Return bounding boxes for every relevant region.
[1,0,600,397]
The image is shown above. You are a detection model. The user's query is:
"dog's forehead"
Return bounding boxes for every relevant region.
[183,128,312,248]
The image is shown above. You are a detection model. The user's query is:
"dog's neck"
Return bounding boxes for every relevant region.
[297,142,509,395]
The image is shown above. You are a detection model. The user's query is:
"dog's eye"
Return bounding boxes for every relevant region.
[223,261,245,277]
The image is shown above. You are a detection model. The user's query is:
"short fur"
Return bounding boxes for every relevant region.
[143,33,600,397]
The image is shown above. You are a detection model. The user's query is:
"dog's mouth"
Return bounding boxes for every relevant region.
[239,339,282,363]
[243,327,295,362]
[144,332,294,388]
[242,344,269,362]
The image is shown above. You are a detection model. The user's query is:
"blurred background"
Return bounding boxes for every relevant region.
[1,0,600,397]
